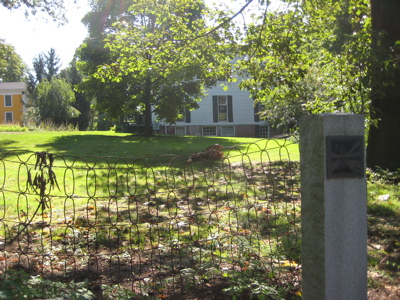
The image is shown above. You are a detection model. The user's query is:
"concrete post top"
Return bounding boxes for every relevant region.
[300,113,365,136]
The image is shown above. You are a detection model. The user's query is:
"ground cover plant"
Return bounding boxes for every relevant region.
[0,131,301,299]
[366,169,400,299]
[0,131,398,299]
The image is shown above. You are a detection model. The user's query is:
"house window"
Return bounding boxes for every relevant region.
[259,125,269,138]
[218,96,228,121]
[213,95,233,123]
[203,126,217,136]
[175,126,186,135]
[221,126,235,137]
[4,95,12,107]
[5,112,13,123]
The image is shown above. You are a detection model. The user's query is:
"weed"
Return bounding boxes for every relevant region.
[0,269,94,299]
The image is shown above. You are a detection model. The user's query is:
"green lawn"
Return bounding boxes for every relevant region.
[0,131,302,298]
[0,130,398,299]
[0,131,299,161]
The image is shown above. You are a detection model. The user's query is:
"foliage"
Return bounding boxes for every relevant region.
[76,0,147,131]
[367,174,400,292]
[31,78,80,125]
[60,60,92,130]
[1,0,73,24]
[238,0,373,129]
[101,284,137,299]
[0,124,27,132]
[78,0,234,135]
[0,39,26,82]
[367,167,400,185]
[0,138,300,298]
[0,269,94,299]
[28,48,62,92]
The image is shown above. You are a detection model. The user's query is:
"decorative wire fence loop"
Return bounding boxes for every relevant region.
[0,138,301,298]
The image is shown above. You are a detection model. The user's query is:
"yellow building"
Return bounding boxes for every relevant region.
[0,82,27,124]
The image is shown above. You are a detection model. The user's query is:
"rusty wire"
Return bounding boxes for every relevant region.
[0,139,301,297]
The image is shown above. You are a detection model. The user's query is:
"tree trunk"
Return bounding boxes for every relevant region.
[143,76,153,136]
[367,0,400,170]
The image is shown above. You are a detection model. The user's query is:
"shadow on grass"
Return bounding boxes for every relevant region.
[0,140,33,157]
[367,201,400,276]
[36,134,246,158]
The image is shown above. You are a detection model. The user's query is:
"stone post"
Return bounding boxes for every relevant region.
[300,114,367,300]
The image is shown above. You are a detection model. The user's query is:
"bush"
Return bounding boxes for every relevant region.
[0,124,27,132]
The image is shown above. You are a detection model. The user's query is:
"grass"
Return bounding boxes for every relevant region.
[366,169,400,298]
[0,130,398,298]
[0,130,299,161]
[0,131,301,298]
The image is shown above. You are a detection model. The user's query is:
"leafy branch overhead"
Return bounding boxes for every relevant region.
[1,0,74,24]
[75,0,400,169]
[78,0,236,135]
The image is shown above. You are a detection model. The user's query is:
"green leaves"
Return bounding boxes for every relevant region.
[238,0,373,128]
[1,0,69,24]
[78,0,233,133]
[33,78,79,125]
[0,39,26,82]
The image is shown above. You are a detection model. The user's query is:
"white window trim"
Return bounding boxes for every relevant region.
[5,112,13,123]
[202,126,217,136]
[4,95,12,107]
[221,126,235,137]
[259,124,270,138]
[218,96,228,122]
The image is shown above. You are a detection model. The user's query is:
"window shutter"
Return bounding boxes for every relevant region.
[255,125,260,137]
[254,103,260,122]
[213,96,218,122]
[185,110,191,123]
[228,96,233,122]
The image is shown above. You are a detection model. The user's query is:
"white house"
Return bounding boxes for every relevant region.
[155,80,278,138]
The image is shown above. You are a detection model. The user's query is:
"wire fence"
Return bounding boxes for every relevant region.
[0,138,301,299]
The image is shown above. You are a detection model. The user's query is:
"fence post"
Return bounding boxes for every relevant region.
[299,114,367,300]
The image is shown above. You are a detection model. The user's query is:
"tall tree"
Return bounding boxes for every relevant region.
[77,0,136,131]
[27,48,78,126]
[0,39,26,82]
[46,48,61,80]
[367,0,400,170]
[85,0,232,135]
[32,78,80,125]
[238,0,372,129]
[28,48,62,91]
[60,60,92,130]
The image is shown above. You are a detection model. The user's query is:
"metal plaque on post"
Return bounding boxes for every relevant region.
[326,135,364,179]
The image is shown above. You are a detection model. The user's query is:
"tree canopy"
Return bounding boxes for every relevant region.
[27,49,82,126]
[0,39,26,82]
[32,78,80,125]
[75,0,399,169]
[77,0,234,135]
[60,60,92,130]
[237,0,372,127]
[230,0,399,170]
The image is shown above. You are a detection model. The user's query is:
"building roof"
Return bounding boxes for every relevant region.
[0,82,26,92]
